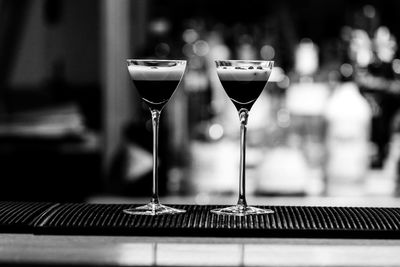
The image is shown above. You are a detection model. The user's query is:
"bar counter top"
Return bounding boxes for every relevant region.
[0,196,399,266]
[1,234,400,266]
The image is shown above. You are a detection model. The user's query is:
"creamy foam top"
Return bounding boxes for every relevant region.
[128,65,185,81]
[216,66,272,81]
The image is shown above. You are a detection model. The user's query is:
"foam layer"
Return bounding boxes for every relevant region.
[128,65,185,81]
[217,67,272,81]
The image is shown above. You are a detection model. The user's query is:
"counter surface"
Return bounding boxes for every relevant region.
[1,196,400,266]
[1,234,400,266]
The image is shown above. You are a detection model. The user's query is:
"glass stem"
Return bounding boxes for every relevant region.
[151,109,161,206]
[237,109,249,209]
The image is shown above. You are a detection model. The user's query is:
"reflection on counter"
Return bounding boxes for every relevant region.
[3,235,400,266]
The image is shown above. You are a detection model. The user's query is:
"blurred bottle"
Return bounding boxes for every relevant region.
[257,40,328,196]
[165,79,190,196]
[291,40,329,195]
[324,81,372,196]
[356,26,399,169]
[285,81,330,196]
[294,39,319,78]
[185,29,240,200]
[182,54,213,196]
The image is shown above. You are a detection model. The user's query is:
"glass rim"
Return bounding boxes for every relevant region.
[214,59,274,63]
[127,59,186,63]
[214,60,274,69]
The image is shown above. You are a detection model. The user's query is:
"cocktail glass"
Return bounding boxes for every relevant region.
[124,59,186,216]
[211,60,274,216]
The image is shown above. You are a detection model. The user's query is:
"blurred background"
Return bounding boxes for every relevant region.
[1,0,400,203]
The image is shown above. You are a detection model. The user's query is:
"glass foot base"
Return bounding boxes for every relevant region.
[211,205,274,216]
[123,203,186,216]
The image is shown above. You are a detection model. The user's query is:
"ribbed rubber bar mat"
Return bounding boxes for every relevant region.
[35,203,400,239]
[0,202,57,233]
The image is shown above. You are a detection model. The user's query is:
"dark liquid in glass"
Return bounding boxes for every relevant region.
[220,80,267,111]
[132,80,179,110]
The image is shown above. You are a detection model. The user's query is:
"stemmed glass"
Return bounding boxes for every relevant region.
[124,59,186,216]
[211,60,274,216]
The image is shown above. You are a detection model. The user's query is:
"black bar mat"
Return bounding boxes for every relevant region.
[34,203,400,239]
[0,202,58,233]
